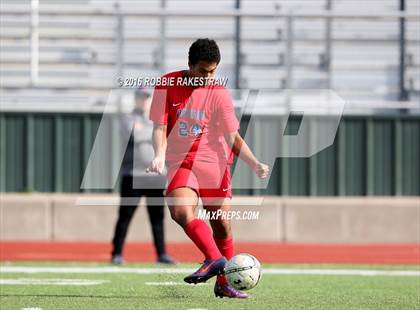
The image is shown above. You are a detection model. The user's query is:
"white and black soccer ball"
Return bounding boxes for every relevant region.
[225,253,261,291]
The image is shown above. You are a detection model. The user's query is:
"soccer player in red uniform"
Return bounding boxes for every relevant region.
[147,38,269,298]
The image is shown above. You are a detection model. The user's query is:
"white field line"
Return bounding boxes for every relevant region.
[0,266,419,277]
[0,278,110,286]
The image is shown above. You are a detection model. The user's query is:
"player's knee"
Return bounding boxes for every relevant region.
[213,229,231,239]
[212,221,231,238]
[169,208,188,225]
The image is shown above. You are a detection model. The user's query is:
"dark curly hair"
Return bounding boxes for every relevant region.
[188,38,221,66]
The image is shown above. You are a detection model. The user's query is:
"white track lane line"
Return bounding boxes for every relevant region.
[0,266,419,277]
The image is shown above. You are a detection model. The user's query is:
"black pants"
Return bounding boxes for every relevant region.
[111,175,166,257]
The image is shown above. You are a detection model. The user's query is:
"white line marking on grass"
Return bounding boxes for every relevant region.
[0,266,419,277]
[0,267,193,274]
[22,308,43,310]
[262,269,420,277]
[145,281,208,286]
[0,278,110,286]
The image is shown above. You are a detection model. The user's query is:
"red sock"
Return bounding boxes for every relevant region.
[214,236,233,285]
[184,219,222,260]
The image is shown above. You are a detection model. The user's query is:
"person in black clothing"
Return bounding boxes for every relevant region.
[111,89,176,265]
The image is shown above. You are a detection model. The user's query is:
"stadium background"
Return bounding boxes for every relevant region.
[0,1,419,255]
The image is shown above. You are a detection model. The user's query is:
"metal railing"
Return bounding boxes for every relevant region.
[1,5,419,99]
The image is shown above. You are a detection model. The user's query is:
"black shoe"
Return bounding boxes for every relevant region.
[157,254,177,264]
[214,282,249,299]
[184,257,227,284]
[111,254,124,265]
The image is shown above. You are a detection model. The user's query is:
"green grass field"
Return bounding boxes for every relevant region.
[1,262,419,310]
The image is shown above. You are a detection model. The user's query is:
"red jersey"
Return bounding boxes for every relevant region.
[149,70,239,165]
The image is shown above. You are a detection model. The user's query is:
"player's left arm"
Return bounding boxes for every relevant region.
[217,87,269,179]
[224,131,269,179]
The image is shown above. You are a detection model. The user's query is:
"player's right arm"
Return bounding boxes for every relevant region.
[147,124,167,174]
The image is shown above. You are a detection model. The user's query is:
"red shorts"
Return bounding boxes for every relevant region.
[166,160,232,205]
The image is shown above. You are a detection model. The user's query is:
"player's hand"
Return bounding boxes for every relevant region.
[146,156,165,174]
[254,162,269,179]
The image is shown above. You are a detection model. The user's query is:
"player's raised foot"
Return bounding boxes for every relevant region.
[214,283,249,299]
[184,256,227,284]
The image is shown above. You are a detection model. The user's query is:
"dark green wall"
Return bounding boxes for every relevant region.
[0,112,419,196]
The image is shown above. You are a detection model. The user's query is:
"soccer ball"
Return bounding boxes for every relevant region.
[225,253,261,291]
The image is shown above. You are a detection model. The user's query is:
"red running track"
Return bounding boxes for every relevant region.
[0,242,419,265]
